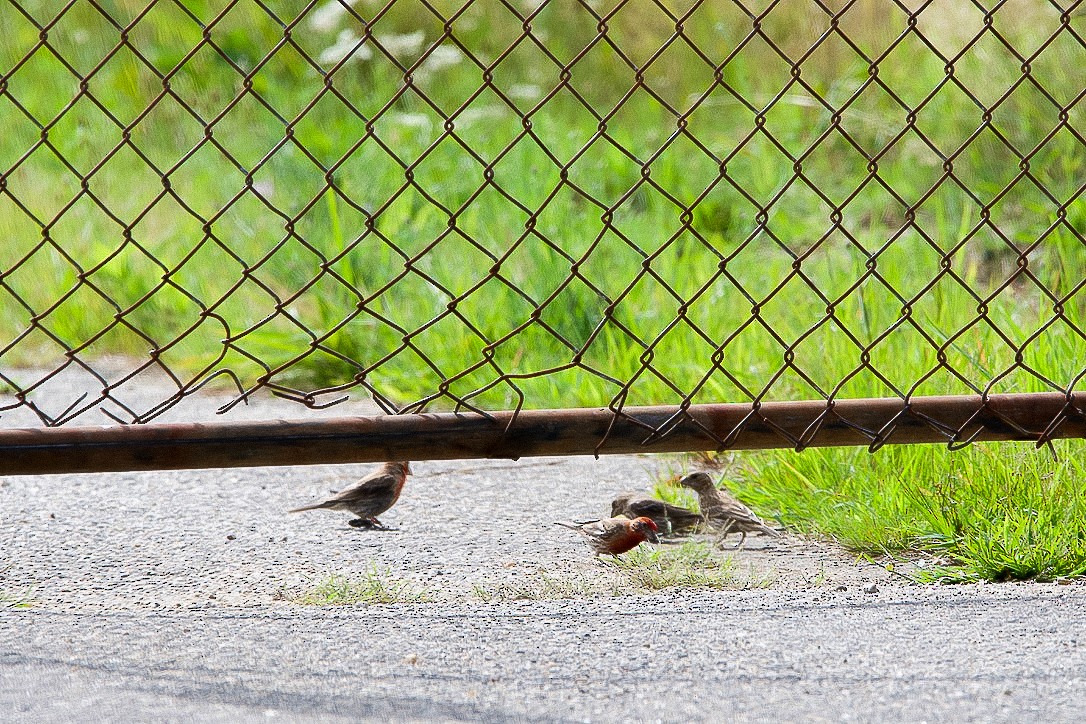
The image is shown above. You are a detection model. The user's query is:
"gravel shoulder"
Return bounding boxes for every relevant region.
[2,378,1085,721]
[0,454,899,612]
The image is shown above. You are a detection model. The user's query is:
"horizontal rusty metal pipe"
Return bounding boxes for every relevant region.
[0,392,1082,475]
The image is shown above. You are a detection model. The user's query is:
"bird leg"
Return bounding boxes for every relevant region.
[366,517,400,531]
[713,520,736,548]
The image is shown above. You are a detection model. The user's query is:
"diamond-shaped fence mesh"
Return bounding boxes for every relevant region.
[1,0,1085,466]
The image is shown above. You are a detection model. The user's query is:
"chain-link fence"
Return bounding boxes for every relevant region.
[1,0,1084,466]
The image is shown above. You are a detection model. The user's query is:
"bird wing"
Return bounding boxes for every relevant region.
[710,498,758,521]
[627,498,689,518]
[613,493,678,517]
[582,518,632,542]
[620,496,663,516]
[326,470,400,504]
[707,499,778,534]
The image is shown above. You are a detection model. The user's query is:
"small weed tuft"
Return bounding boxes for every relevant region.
[287,568,430,606]
[0,587,35,609]
[606,542,738,591]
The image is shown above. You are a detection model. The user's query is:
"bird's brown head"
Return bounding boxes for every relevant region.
[631,516,660,544]
[610,492,634,517]
[678,472,714,492]
[389,461,412,475]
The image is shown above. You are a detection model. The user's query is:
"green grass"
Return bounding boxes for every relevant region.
[604,541,742,590]
[0,587,36,609]
[472,542,747,600]
[708,439,1086,583]
[649,466,702,511]
[285,569,430,605]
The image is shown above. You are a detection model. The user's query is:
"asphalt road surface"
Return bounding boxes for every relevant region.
[2,379,1084,722]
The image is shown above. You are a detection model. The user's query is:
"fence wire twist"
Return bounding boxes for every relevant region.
[1,0,1084,453]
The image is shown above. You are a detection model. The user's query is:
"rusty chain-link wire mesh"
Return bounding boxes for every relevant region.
[1,0,1084,452]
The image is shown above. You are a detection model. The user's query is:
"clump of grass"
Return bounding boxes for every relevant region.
[710,440,1086,583]
[471,542,745,601]
[0,587,35,609]
[287,569,430,605]
[605,541,739,591]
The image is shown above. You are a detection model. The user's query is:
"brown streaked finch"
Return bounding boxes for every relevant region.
[555,516,660,556]
[289,461,411,529]
[678,472,779,547]
[610,492,703,536]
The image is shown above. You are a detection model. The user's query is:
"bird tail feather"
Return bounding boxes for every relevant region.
[288,502,331,513]
[553,520,589,530]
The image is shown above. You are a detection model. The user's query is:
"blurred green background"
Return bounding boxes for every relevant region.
[2,0,1085,411]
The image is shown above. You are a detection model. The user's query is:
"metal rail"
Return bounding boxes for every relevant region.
[0,393,1081,475]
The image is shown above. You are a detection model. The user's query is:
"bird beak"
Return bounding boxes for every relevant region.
[646,529,660,545]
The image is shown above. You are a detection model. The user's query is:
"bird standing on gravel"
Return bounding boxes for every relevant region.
[610,492,703,535]
[555,516,660,556]
[678,472,779,547]
[289,461,411,529]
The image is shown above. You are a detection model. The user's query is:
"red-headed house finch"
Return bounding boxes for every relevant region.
[289,461,411,528]
[610,492,703,536]
[555,516,660,556]
[678,472,779,547]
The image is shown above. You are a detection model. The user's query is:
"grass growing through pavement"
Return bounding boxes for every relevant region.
[287,569,430,605]
[604,542,741,590]
[472,542,745,601]
[0,587,35,609]
[698,440,1086,583]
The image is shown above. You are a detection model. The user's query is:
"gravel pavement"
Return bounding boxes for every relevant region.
[2,376,1085,721]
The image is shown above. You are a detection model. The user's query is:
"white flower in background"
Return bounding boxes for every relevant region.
[393,113,435,130]
[456,106,505,126]
[376,31,426,58]
[309,0,354,33]
[319,29,373,66]
[252,179,275,198]
[508,84,543,101]
[416,44,463,76]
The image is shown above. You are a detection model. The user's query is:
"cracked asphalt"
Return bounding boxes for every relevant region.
[2,375,1085,722]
